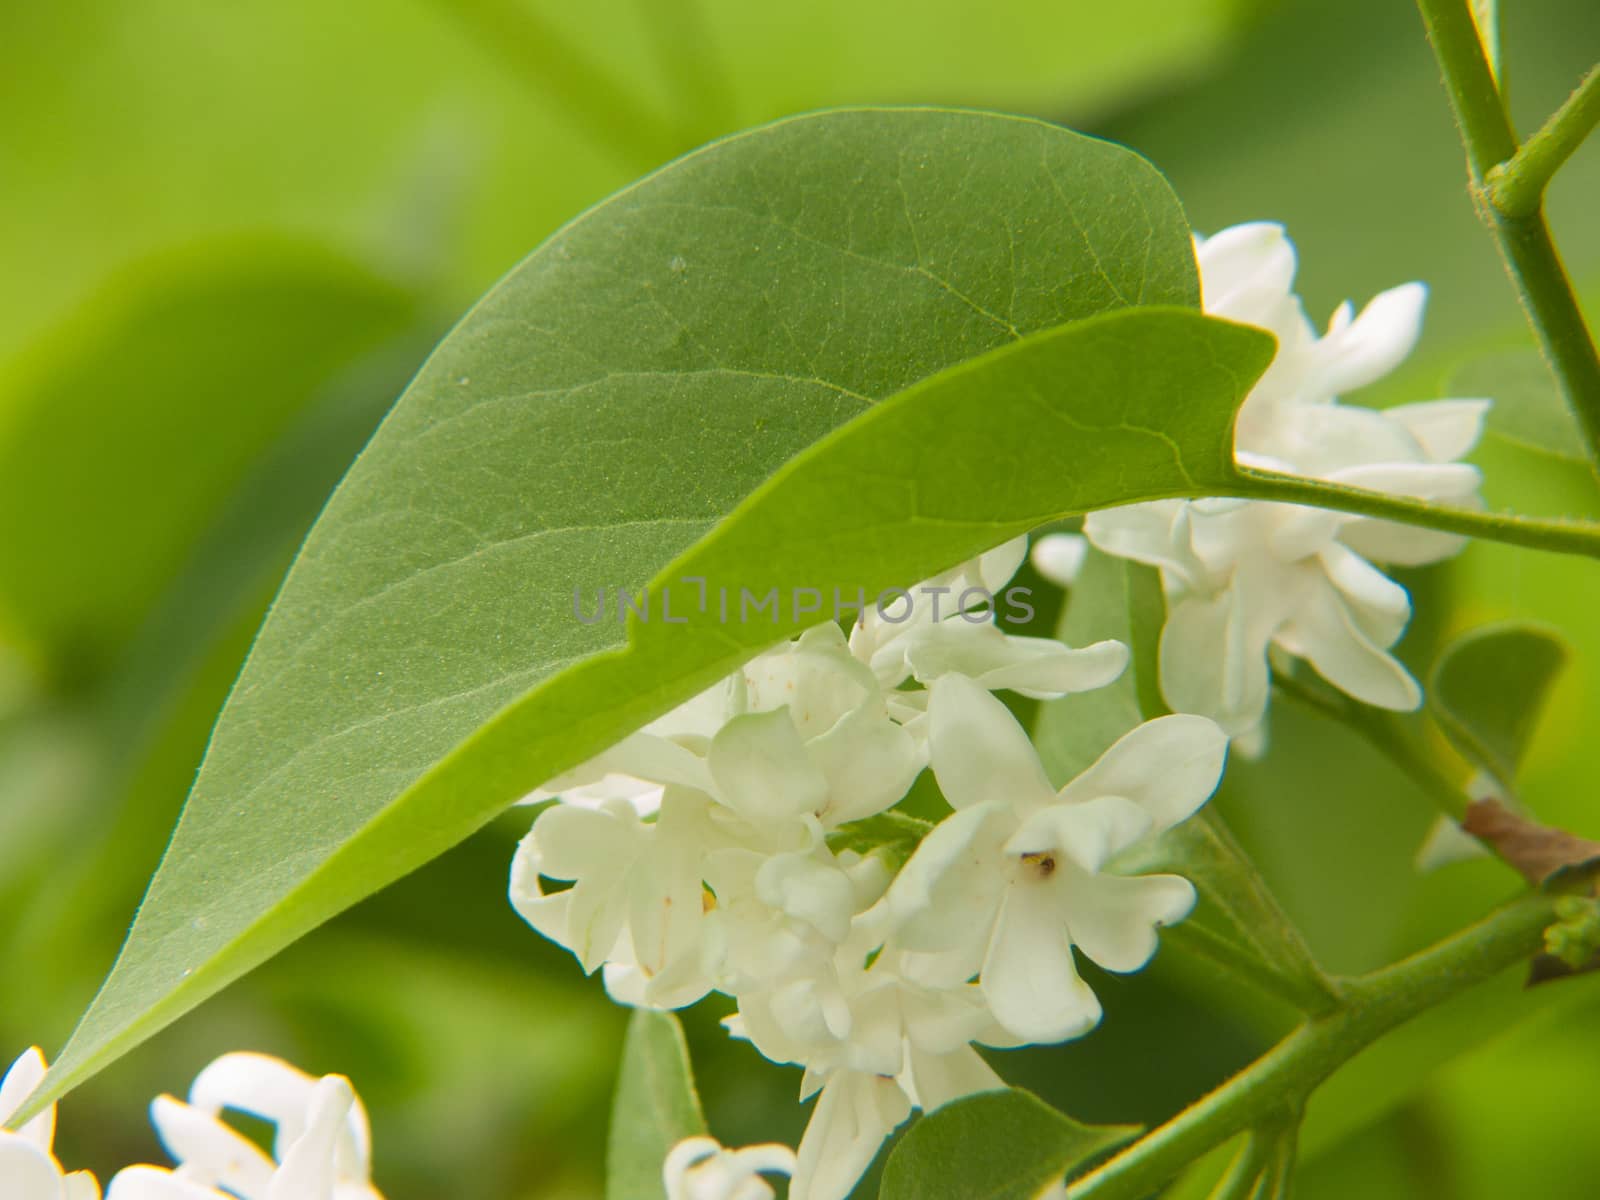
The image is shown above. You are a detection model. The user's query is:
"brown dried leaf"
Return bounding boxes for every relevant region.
[1460,799,1600,887]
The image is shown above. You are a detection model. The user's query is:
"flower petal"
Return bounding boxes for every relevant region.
[1056,714,1229,832]
[709,709,828,824]
[806,703,922,826]
[1196,222,1297,319]
[1057,872,1196,973]
[790,1072,911,1200]
[149,1096,277,1198]
[1309,281,1426,397]
[1030,533,1089,588]
[887,804,1012,977]
[927,675,1056,812]
[1274,575,1422,711]
[756,852,857,944]
[0,1136,70,1200]
[905,620,1127,700]
[0,1048,52,1152]
[1318,543,1411,648]
[266,1076,354,1200]
[980,888,1101,1044]
[1084,502,1199,584]
[107,1166,221,1200]
[1006,796,1154,873]
[1159,588,1273,738]
[1385,398,1489,463]
[903,1045,1004,1113]
[523,801,640,881]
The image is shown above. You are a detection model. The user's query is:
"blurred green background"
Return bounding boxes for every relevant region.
[1,0,1597,1196]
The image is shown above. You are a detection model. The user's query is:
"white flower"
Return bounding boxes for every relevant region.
[1086,222,1488,737]
[847,537,1126,711]
[109,1053,382,1200]
[790,1070,913,1200]
[663,1136,795,1200]
[727,916,1011,1200]
[0,1047,101,1200]
[1030,532,1089,588]
[511,790,716,1007]
[847,537,1030,689]
[887,676,1226,1043]
[537,624,924,832]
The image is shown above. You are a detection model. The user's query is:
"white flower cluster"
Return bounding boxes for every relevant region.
[1044,222,1489,744]
[513,542,1228,1200]
[0,1048,383,1200]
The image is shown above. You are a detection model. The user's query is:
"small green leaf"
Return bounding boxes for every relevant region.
[607,1010,707,1200]
[1450,349,1586,464]
[827,810,935,870]
[879,1088,1138,1200]
[1428,621,1570,792]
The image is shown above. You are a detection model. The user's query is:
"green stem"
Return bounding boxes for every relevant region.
[1254,1128,1299,1199]
[1206,1130,1275,1200]
[1225,467,1600,560]
[1414,0,1600,477]
[1414,0,1517,175]
[1064,890,1557,1200]
[433,0,683,168]
[1487,66,1600,219]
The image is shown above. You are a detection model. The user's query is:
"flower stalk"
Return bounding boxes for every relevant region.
[1487,66,1600,219]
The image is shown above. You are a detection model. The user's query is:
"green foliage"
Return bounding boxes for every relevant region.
[880,1088,1139,1200]
[35,108,1271,1110]
[1451,350,1587,464]
[1428,622,1570,792]
[607,1011,706,1200]
[0,0,1259,364]
[0,241,413,681]
[826,810,935,871]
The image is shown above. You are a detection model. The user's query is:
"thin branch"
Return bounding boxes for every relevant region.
[1064,890,1557,1200]
[1487,65,1600,219]
[1220,467,1600,561]
[1414,0,1600,479]
[1205,1129,1274,1200]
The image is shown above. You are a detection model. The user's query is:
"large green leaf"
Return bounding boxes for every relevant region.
[0,240,415,682]
[607,1011,707,1200]
[879,1088,1138,1200]
[33,108,1278,1111]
